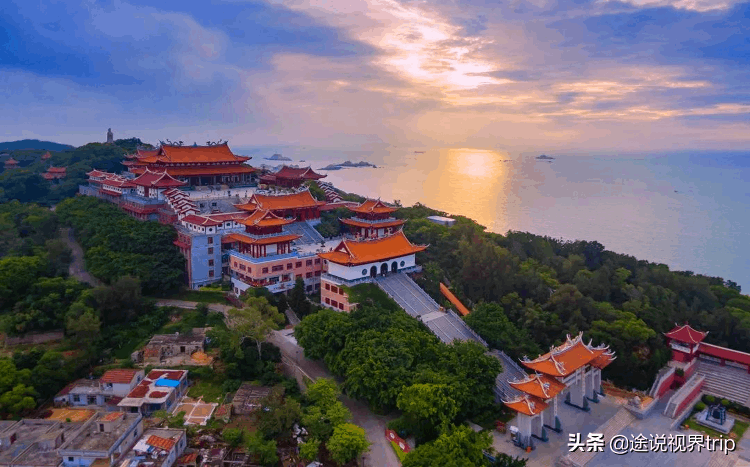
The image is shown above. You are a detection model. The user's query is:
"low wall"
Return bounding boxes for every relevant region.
[649,366,676,398]
[5,330,64,346]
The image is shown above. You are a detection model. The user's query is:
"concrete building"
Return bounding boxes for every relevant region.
[59,413,143,467]
[118,370,188,416]
[0,419,85,467]
[134,330,207,365]
[426,216,456,227]
[54,371,145,409]
[119,429,186,467]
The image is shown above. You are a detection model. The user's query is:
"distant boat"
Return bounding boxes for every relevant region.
[414,150,426,154]
[536,154,555,160]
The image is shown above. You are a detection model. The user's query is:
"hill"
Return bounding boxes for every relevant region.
[0,139,75,151]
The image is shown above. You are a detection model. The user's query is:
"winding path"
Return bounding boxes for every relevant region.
[60,227,102,286]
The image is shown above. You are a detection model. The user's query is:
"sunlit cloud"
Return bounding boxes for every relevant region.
[596,0,743,12]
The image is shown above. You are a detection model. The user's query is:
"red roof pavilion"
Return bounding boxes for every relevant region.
[319,231,427,266]
[260,166,326,187]
[131,169,187,188]
[521,333,611,378]
[664,323,708,345]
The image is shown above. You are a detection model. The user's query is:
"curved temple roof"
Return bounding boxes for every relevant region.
[348,198,398,215]
[503,393,549,416]
[665,323,708,345]
[318,231,427,266]
[509,373,567,400]
[521,332,612,377]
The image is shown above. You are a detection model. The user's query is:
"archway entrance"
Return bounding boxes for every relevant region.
[370,266,377,278]
[391,261,398,273]
[380,263,388,275]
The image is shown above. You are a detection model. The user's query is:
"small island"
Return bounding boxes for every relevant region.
[319,160,377,170]
[536,154,555,160]
[265,153,292,161]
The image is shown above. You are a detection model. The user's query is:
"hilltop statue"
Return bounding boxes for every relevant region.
[106,128,114,144]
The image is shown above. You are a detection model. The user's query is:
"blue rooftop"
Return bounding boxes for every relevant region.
[154,378,180,388]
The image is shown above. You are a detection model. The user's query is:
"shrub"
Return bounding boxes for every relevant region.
[705,395,716,404]
[695,402,706,411]
[675,368,684,377]
[721,399,730,407]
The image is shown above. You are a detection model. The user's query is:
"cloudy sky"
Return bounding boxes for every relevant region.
[2,0,749,152]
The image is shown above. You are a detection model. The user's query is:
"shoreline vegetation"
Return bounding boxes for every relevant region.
[319,160,378,170]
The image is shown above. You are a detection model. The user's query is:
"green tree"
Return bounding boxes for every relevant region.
[65,301,101,346]
[302,379,351,441]
[295,309,351,361]
[299,438,321,462]
[246,432,278,467]
[396,383,459,437]
[402,425,491,467]
[256,390,302,440]
[491,453,528,467]
[289,277,309,316]
[222,428,246,448]
[326,423,370,466]
[229,296,285,361]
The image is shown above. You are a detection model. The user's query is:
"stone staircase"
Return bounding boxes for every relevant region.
[375,273,441,318]
[316,181,342,202]
[284,221,324,245]
[492,350,527,400]
[696,360,750,407]
[564,408,636,467]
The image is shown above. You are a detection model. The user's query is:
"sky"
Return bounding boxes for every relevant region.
[2,0,749,152]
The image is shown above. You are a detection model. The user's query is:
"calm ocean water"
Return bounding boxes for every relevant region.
[237,146,750,291]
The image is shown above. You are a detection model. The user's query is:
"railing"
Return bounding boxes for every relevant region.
[446,309,487,346]
[321,273,375,286]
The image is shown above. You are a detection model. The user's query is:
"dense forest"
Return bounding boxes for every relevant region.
[0,138,151,205]
[391,204,749,390]
[56,196,185,294]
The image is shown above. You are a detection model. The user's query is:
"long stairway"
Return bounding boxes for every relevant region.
[565,408,636,467]
[492,350,527,400]
[695,360,750,407]
[375,273,440,318]
[284,221,324,245]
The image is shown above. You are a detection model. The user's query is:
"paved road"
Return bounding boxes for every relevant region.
[268,330,400,467]
[61,227,102,286]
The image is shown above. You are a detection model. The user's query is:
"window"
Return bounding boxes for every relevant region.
[233,261,238,267]
[68,458,74,462]
[315,283,320,289]
[362,269,368,276]
[338,302,345,310]
[272,265,284,272]
[331,300,338,308]
[331,285,338,294]
[325,283,330,290]
[306,272,313,278]
[73,395,80,402]
[400,261,405,267]
[208,259,214,266]
[314,271,321,277]
[208,237,214,244]
[208,247,214,254]
[209,270,215,277]
[282,274,291,281]
[306,260,313,266]
[314,258,321,264]
[325,298,330,304]
[262,267,268,273]
[307,285,313,292]
[295,261,302,268]
[240,264,246,271]
[287,263,293,270]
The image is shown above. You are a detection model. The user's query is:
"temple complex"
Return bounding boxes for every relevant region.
[503,333,615,449]
[259,166,326,188]
[124,143,255,186]
[318,231,427,311]
[340,199,405,239]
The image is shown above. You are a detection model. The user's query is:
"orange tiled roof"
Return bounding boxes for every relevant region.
[665,323,707,344]
[138,143,250,164]
[223,233,301,246]
[41,173,56,180]
[318,231,427,266]
[177,452,198,465]
[101,369,140,384]
[521,333,611,377]
[503,394,548,416]
[130,165,256,176]
[136,148,160,158]
[275,166,326,180]
[509,373,567,399]
[86,169,109,177]
[239,209,294,228]
[182,214,222,227]
[348,199,398,215]
[247,190,325,211]
[146,435,176,451]
[48,166,67,173]
[589,351,616,370]
[132,169,186,188]
[41,152,51,160]
[340,217,405,229]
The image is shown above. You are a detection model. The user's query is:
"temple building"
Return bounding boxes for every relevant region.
[224,207,329,295]
[340,199,405,239]
[503,333,615,449]
[664,323,708,364]
[259,166,326,188]
[3,157,19,169]
[41,166,67,181]
[318,231,427,312]
[124,143,256,186]
[234,189,326,222]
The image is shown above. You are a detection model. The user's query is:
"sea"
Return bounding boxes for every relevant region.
[236,146,750,292]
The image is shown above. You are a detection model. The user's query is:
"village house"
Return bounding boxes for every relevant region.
[54,370,145,409]
[0,419,85,467]
[59,413,143,467]
[118,429,187,467]
[131,331,207,366]
[117,371,188,416]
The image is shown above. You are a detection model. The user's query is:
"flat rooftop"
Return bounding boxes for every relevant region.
[295,238,340,256]
[1,420,85,467]
[61,413,141,453]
